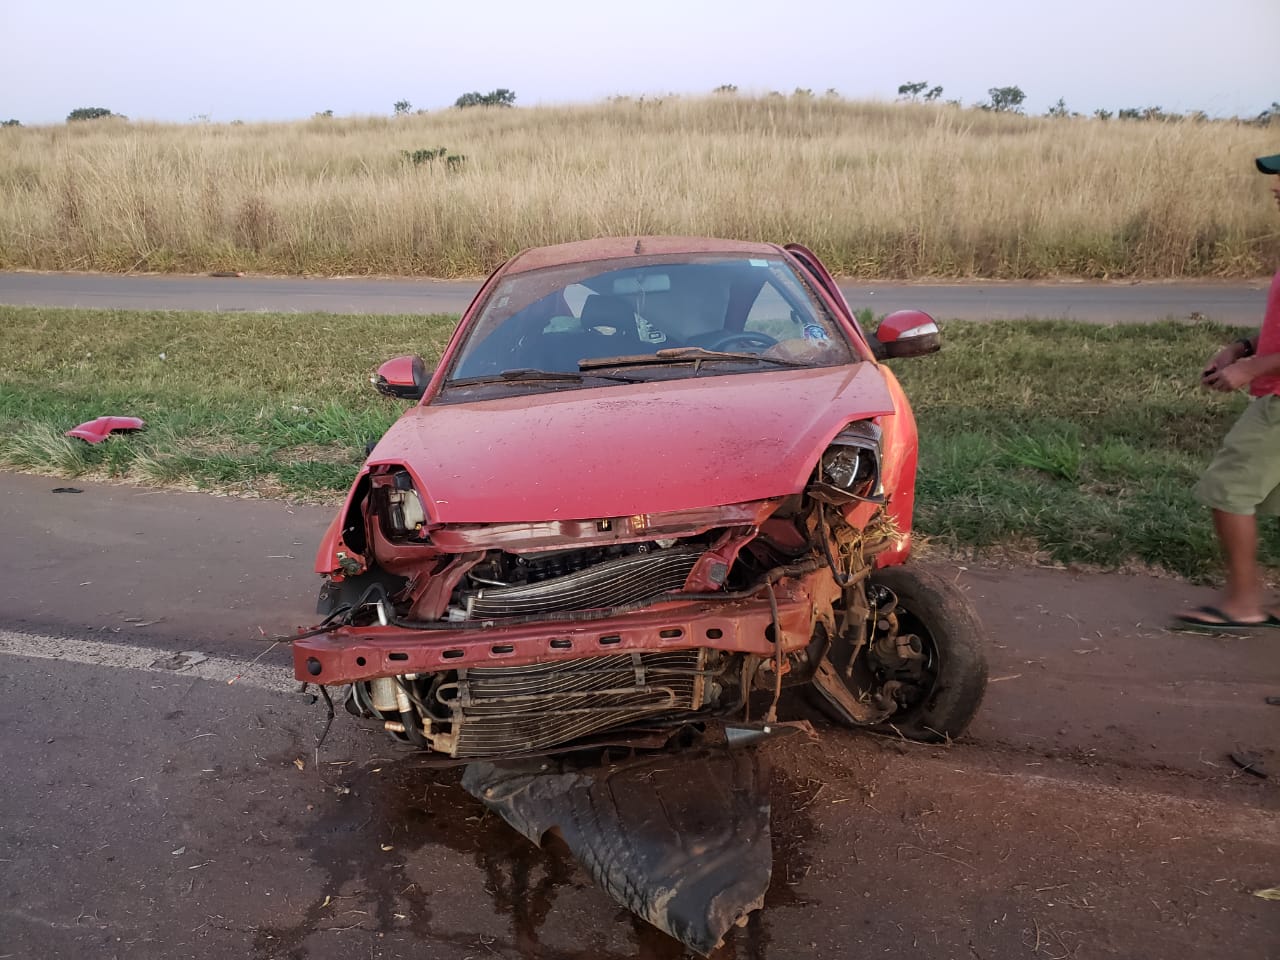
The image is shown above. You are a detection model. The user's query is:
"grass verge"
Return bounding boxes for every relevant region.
[0,307,457,501]
[2,305,1274,579]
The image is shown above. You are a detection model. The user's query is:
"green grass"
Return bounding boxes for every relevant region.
[0,306,458,499]
[888,318,1280,577]
[1,305,1274,579]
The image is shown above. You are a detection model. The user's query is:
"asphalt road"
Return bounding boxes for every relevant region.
[1,473,1276,959]
[0,271,1272,324]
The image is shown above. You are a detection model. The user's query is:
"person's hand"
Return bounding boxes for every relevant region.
[1209,343,1241,370]
[1203,357,1255,392]
[1201,342,1249,387]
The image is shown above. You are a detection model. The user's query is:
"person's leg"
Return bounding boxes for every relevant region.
[1178,397,1280,625]
[1255,480,1280,618]
[1210,509,1265,621]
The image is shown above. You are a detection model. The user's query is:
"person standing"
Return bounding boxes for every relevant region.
[1176,152,1280,629]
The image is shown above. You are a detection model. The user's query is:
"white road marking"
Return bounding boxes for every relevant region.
[0,629,298,694]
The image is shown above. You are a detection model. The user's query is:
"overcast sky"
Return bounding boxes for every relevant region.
[3,0,1277,124]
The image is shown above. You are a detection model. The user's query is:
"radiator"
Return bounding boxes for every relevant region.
[434,650,707,757]
[465,548,700,618]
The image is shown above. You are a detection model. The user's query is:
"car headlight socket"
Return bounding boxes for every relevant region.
[811,423,885,505]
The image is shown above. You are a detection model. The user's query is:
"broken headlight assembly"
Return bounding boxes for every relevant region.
[810,422,884,505]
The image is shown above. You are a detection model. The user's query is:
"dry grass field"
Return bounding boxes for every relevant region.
[0,96,1276,279]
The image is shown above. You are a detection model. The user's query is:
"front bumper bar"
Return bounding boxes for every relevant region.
[292,593,818,685]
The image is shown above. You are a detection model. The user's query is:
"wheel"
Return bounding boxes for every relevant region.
[807,564,987,742]
[865,565,988,742]
[706,331,778,352]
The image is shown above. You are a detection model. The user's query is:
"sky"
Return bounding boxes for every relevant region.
[2,0,1277,125]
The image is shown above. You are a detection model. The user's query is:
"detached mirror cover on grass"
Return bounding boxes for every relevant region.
[64,415,146,444]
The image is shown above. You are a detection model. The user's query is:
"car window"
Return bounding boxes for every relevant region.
[447,255,853,383]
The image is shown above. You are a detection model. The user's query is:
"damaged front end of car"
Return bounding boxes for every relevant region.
[284,240,992,955]
[293,418,978,762]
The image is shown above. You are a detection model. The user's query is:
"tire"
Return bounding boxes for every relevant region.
[868,565,988,742]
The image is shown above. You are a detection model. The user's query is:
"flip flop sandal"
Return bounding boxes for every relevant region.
[1172,606,1280,631]
[1229,751,1270,779]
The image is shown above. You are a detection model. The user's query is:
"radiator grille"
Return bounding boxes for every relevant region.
[466,548,699,618]
[437,650,706,757]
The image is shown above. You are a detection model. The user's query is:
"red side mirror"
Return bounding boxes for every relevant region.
[372,355,430,400]
[873,310,941,359]
[65,416,146,444]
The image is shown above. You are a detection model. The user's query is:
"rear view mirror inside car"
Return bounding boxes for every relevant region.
[612,274,671,294]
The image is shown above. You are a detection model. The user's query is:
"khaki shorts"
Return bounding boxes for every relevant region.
[1195,394,1280,515]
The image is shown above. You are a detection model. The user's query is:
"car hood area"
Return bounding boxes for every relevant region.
[369,364,896,524]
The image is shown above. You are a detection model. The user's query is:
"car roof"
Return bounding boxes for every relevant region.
[501,236,785,275]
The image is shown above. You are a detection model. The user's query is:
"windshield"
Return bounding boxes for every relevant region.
[446,254,854,384]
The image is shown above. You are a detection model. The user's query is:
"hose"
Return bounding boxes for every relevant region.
[817,508,858,587]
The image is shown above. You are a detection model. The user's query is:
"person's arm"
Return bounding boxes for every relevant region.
[1236,351,1280,380]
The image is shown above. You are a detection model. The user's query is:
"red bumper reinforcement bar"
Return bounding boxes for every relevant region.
[293,595,816,684]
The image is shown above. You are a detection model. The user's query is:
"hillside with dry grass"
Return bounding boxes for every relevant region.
[1,97,1276,278]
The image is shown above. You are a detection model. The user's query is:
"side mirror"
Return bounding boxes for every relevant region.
[872,310,940,359]
[372,355,430,400]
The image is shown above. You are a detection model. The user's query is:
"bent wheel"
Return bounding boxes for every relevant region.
[866,565,988,742]
[809,564,988,742]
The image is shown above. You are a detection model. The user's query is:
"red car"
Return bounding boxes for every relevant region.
[295,237,987,759]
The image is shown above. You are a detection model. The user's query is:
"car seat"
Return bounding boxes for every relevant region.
[531,294,644,371]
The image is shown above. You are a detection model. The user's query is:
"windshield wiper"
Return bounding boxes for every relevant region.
[449,368,637,386]
[500,368,582,382]
[579,347,809,371]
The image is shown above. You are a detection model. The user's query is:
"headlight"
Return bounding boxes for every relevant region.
[823,447,873,490]
[812,423,884,504]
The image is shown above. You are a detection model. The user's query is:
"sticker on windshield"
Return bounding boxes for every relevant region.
[748,259,768,267]
[803,323,830,342]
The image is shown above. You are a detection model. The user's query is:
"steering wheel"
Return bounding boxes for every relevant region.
[705,331,779,353]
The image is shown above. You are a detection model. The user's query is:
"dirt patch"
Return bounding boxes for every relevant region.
[767,733,1278,960]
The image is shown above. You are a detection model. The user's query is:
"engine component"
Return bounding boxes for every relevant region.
[463,547,700,618]
[368,677,399,713]
[371,468,428,540]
